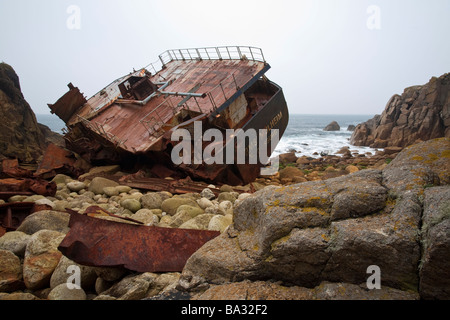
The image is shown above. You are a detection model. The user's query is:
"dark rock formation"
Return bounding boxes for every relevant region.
[0,63,63,163]
[323,121,340,131]
[178,138,450,300]
[351,73,450,148]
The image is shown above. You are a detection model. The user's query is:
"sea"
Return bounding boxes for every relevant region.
[272,114,379,158]
[36,114,66,134]
[36,113,379,158]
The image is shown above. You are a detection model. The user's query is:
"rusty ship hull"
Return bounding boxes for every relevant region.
[49,46,289,185]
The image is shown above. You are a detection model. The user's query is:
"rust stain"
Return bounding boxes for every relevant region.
[34,143,82,179]
[58,207,220,272]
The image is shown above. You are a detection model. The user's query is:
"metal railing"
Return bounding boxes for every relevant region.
[139,97,179,137]
[77,115,127,149]
[144,46,265,76]
[161,46,265,64]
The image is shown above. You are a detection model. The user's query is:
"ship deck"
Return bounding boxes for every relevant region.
[69,47,270,153]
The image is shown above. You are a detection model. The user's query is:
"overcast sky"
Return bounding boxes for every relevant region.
[1,0,449,116]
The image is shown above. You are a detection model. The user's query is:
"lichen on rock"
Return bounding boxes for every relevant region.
[179,138,450,299]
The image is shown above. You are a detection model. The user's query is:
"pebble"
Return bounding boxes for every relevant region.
[197,197,214,209]
[121,199,141,213]
[200,188,215,200]
[133,209,160,225]
[66,181,86,192]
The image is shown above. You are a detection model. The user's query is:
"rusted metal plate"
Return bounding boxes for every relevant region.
[82,206,144,225]
[35,143,82,179]
[0,191,33,201]
[58,208,220,272]
[118,176,223,196]
[29,179,57,196]
[0,178,56,197]
[0,202,38,233]
[0,178,31,193]
[1,159,32,178]
[48,83,87,123]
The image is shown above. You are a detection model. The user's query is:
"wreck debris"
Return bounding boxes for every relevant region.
[115,175,223,196]
[0,158,57,197]
[49,46,289,185]
[58,207,220,272]
[34,143,85,179]
[0,178,56,197]
[0,202,51,236]
[1,159,32,178]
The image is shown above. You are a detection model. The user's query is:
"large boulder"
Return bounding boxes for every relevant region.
[50,255,97,290]
[47,283,87,300]
[323,121,340,131]
[99,272,158,300]
[419,186,450,299]
[194,280,418,300]
[179,138,450,299]
[23,230,66,290]
[0,231,31,257]
[351,73,450,148]
[16,210,70,235]
[0,249,22,292]
[382,137,450,193]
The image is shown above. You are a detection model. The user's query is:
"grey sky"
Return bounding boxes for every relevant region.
[1,0,449,116]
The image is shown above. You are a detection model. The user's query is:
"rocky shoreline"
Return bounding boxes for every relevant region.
[0,168,240,300]
[0,150,385,300]
[1,137,449,300]
[1,64,449,300]
[177,137,450,300]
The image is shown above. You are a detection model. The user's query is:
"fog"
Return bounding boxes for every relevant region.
[1,0,449,115]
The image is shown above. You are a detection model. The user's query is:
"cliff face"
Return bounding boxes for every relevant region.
[350,73,450,148]
[0,63,59,163]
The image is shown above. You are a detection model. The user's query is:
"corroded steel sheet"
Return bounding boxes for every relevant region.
[48,83,87,123]
[35,143,81,178]
[58,208,220,272]
[0,178,56,197]
[0,202,42,236]
[117,176,223,196]
[1,159,32,178]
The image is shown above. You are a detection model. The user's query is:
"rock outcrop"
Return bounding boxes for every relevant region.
[351,73,450,148]
[323,121,340,131]
[0,63,63,163]
[179,138,450,299]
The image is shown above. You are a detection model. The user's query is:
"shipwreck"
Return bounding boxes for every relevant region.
[48,46,289,185]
